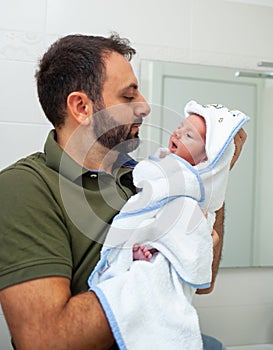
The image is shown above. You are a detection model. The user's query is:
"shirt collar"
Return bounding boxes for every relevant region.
[114,152,138,169]
[44,130,90,182]
[44,130,137,182]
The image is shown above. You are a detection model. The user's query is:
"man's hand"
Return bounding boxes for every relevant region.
[196,228,220,295]
[230,128,247,170]
[211,228,220,248]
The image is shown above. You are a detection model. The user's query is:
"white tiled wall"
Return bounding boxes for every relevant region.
[0,122,51,169]
[0,305,12,350]
[1,0,273,348]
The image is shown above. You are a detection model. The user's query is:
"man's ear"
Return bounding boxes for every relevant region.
[67,92,93,126]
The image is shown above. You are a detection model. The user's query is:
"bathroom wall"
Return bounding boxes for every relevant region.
[0,0,272,347]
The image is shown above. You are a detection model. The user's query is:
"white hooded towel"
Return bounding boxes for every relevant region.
[88,100,250,350]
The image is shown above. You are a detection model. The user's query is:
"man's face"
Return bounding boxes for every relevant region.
[92,52,150,153]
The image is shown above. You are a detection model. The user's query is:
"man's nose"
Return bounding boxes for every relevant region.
[134,94,151,118]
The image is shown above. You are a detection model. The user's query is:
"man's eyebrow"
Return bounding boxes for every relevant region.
[121,83,138,91]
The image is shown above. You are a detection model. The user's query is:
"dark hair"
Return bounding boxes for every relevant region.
[35,33,136,127]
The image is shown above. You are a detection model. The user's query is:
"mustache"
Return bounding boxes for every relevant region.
[132,116,143,124]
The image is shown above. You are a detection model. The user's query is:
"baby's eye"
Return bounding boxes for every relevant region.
[187,133,193,139]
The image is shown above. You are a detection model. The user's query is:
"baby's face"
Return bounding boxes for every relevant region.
[168,114,207,165]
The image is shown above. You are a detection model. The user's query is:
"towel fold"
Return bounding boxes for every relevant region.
[91,253,203,350]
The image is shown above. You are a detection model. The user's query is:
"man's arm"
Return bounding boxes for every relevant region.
[196,205,224,294]
[229,128,247,170]
[196,128,247,294]
[0,277,114,350]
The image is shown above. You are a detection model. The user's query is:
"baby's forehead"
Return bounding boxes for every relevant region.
[187,113,205,121]
[182,113,206,128]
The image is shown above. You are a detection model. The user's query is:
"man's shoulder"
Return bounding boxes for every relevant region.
[0,152,49,187]
[1,152,46,174]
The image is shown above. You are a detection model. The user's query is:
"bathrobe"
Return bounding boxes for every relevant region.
[88,100,250,350]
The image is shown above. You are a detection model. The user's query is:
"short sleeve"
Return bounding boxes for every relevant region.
[0,167,72,290]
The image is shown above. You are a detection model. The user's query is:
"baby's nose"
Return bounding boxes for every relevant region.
[173,128,181,138]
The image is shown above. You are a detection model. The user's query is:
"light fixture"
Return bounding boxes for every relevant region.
[235,71,273,79]
[235,61,273,79]
[257,61,273,68]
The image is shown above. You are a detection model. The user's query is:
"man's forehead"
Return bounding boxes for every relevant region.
[104,52,135,79]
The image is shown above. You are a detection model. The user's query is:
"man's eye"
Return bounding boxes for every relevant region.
[124,96,134,101]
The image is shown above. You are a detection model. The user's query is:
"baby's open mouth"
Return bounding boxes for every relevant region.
[169,139,178,153]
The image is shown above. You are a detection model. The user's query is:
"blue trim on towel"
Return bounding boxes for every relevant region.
[149,154,205,205]
[168,153,206,205]
[113,154,206,222]
[167,253,212,289]
[113,192,207,222]
[88,249,111,286]
[199,117,250,174]
[91,248,211,290]
[90,286,128,350]
[113,195,181,221]
[180,277,211,289]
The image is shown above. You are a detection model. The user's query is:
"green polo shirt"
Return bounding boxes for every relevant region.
[0,130,136,295]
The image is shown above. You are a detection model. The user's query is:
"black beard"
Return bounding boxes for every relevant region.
[92,109,140,153]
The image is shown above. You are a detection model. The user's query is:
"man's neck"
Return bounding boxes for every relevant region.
[56,128,119,174]
[83,143,119,174]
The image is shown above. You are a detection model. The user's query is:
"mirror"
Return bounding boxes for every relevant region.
[136,59,273,268]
